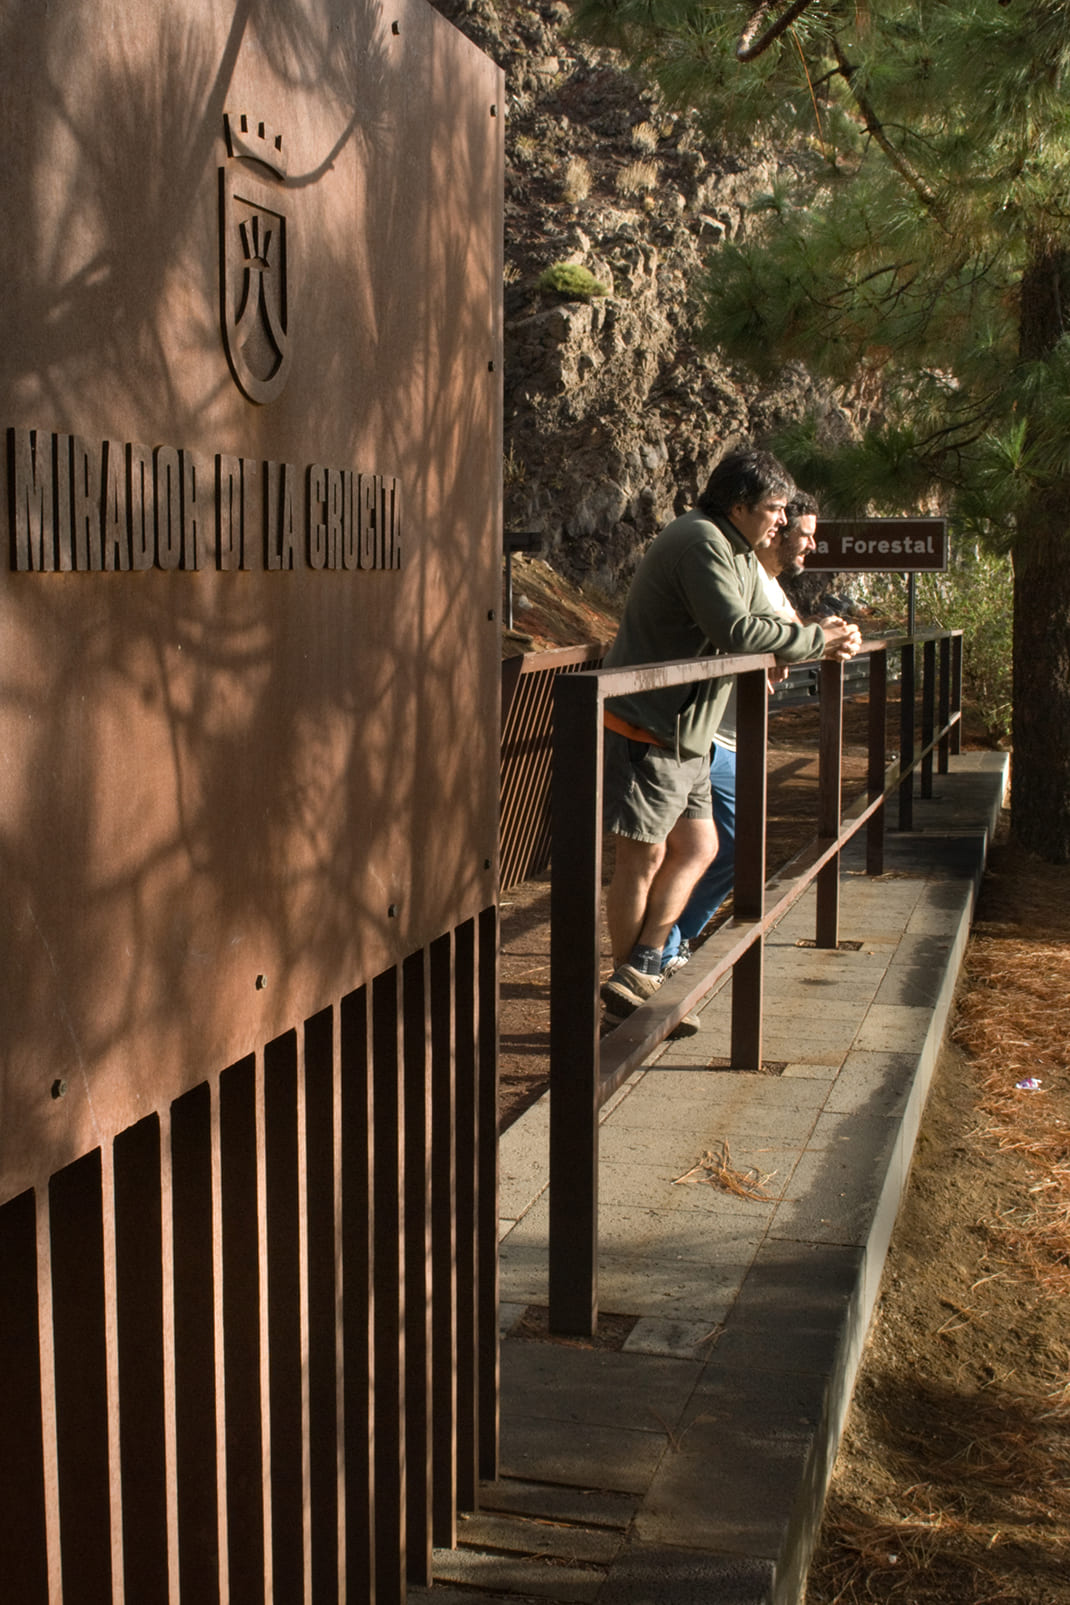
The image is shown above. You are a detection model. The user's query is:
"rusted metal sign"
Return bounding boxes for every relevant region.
[0,4,503,1598]
[806,517,948,572]
[0,1,503,1198]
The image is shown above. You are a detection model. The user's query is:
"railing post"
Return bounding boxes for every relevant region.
[898,640,915,830]
[951,632,963,756]
[730,667,767,1069]
[938,633,951,775]
[815,660,844,947]
[548,672,603,1337]
[921,637,936,799]
[867,648,888,876]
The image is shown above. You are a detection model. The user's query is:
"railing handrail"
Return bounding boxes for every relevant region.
[548,630,963,1335]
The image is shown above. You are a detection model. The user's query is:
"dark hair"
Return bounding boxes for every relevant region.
[784,491,818,524]
[697,449,795,517]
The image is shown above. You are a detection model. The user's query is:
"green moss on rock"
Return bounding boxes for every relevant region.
[536,262,609,300]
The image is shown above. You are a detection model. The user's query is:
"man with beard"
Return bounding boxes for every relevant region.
[658,491,824,980]
[600,460,860,1029]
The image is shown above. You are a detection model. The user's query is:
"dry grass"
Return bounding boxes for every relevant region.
[808,839,1070,1604]
[616,158,658,194]
[562,155,591,203]
[673,1139,777,1201]
[812,1492,1036,1605]
[953,843,1070,1295]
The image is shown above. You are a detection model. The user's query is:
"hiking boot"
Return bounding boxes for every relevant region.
[602,1000,701,1038]
[660,940,692,980]
[600,962,662,1016]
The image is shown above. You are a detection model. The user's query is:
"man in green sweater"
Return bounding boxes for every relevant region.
[601,449,860,1026]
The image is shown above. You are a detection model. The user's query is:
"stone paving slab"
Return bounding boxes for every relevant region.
[499,1343,703,1432]
[499,1412,667,1495]
[852,1002,933,1053]
[823,1049,918,1117]
[457,752,1009,1605]
[597,1548,773,1605]
[622,1316,724,1360]
[429,1546,607,1602]
[601,1160,782,1222]
[583,1203,770,1266]
[768,1114,903,1244]
[479,1481,640,1529]
[582,1258,749,1326]
[452,1511,625,1565]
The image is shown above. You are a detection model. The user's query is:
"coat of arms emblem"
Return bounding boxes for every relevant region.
[219,113,292,405]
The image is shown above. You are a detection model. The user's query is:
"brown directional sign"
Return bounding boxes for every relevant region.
[806,518,948,573]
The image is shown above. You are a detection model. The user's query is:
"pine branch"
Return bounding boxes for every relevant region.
[831,36,944,218]
[736,0,819,62]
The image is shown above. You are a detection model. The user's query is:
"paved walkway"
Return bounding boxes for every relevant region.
[414,750,1009,1605]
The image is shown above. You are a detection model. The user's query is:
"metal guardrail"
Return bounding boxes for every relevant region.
[500,643,607,888]
[499,629,929,883]
[771,654,872,706]
[547,632,963,1335]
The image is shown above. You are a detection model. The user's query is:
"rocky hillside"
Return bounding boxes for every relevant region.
[433,0,860,599]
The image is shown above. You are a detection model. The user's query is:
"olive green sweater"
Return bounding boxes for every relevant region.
[603,508,826,759]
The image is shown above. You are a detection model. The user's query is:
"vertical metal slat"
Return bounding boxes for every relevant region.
[867,649,889,877]
[454,919,481,1507]
[219,1056,267,1605]
[0,1188,49,1601]
[49,1150,113,1604]
[430,932,459,1547]
[372,969,407,1599]
[938,635,951,775]
[114,1114,169,1603]
[549,670,602,1336]
[341,986,375,1601]
[404,949,433,1585]
[731,667,768,1069]
[899,642,916,830]
[921,638,937,799]
[478,904,500,1481]
[170,1081,223,1603]
[264,1030,307,1603]
[816,660,844,948]
[305,1006,343,1602]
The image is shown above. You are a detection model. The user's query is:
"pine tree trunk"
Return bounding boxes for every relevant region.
[1013,248,1070,861]
[1012,513,1070,861]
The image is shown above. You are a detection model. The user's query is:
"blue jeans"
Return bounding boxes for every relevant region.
[662,743,736,963]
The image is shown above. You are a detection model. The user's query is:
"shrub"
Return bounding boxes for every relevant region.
[536,262,609,300]
[860,546,1013,743]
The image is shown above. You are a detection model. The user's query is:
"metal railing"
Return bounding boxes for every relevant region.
[0,913,501,1601]
[500,642,607,888]
[548,632,963,1335]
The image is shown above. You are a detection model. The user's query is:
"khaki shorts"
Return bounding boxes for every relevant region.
[602,729,712,845]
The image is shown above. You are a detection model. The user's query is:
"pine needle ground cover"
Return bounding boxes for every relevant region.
[807,839,1070,1605]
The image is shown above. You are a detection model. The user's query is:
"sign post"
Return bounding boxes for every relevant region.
[805,518,949,637]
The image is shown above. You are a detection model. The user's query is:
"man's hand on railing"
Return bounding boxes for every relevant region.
[819,616,863,662]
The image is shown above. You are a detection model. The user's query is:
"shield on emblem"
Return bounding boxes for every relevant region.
[220,113,293,405]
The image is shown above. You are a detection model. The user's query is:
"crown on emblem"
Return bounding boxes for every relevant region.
[224,112,289,180]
